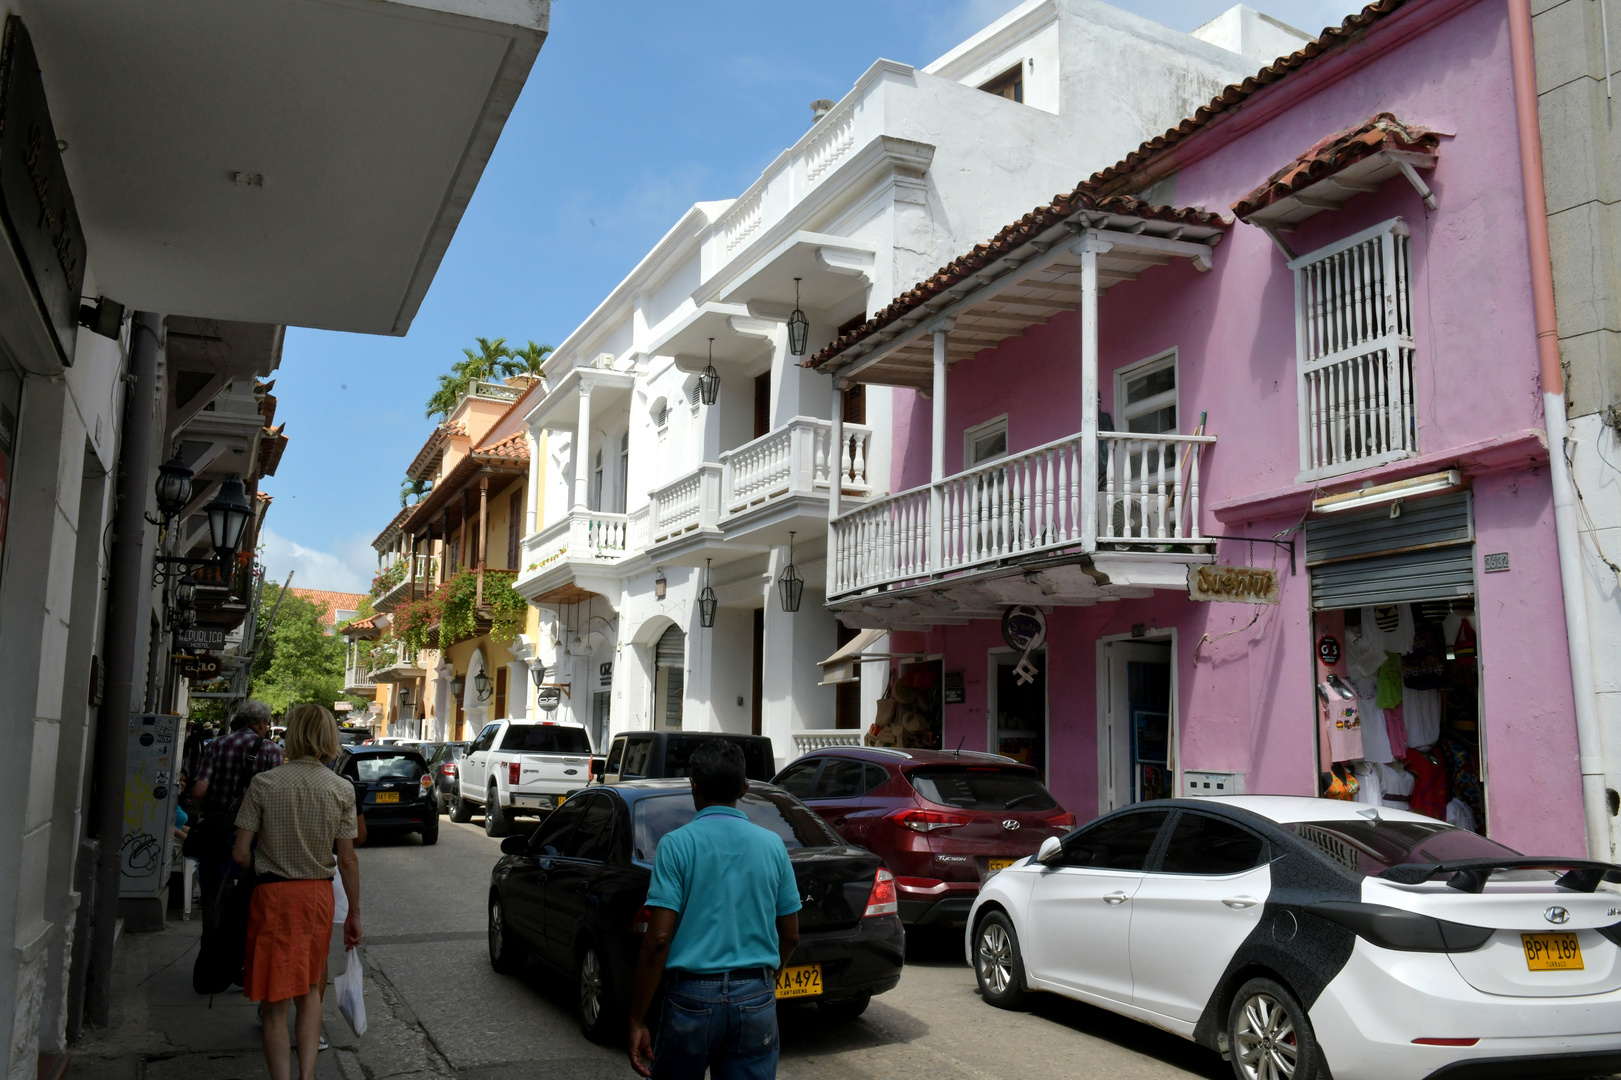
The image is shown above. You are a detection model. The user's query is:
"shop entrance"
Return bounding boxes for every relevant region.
[989,648,1047,781]
[1098,638,1173,814]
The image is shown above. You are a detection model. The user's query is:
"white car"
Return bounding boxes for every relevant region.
[966,796,1621,1080]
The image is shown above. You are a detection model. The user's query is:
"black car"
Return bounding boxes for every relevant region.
[596,731,776,784]
[336,727,370,747]
[334,745,438,844]
[487,779,904,1043]
[425,741,470,813]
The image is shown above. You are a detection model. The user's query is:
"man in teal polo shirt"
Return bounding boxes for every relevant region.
[628,741,801,1079]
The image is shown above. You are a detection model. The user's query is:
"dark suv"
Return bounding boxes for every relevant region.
[774,747,1074,927]
[334,745,439,845]
[424,741,470,814]
[596,732,776,784]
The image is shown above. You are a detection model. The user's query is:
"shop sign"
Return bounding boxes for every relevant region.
[1000,606,1045,687]
[943,670,965,705]
[186,655,222,681]
[536,686,562,711]
[1187,565,1280,605]
[0,19,85,366]
[599,662,613,687]
[1317,635,1342,667]
[176,627,225,650]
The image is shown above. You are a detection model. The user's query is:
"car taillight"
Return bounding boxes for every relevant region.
[440,763,455,776]
[630,906,651,934]
[863,869,897,917]
[889,808,971,833]
[1046,812,1077,830]
[419,775,434,790]
[508,763,521,785]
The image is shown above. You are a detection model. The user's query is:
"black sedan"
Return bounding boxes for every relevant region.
[424,740,470,814]
[487,779,904,1043]
[334,745,439,845]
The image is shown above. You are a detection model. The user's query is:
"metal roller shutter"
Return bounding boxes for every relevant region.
[1306,492,1474,610]
[656,626,685,667]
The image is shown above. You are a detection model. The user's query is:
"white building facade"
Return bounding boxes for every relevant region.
[511,0,1309,766]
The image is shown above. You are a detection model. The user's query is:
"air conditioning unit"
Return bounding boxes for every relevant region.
[1183,770,1244,797]
[594,352,615,369]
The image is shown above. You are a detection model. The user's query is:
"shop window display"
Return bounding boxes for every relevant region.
[867,660,942,750]
[1314,600,1484,832]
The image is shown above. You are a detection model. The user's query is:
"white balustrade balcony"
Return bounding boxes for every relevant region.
[830,430,1215,598]
[367,642,421,682]
[792,730,866,753]
[649,465,722,545]
[374,552,437,612]
[515,507,633,603]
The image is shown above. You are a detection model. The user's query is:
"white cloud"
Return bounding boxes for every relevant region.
[257,527,376,594]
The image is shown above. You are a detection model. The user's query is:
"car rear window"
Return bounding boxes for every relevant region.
[499,725,592,754]
[907,766,1058,812]
[336,729,369,746]
[662,737,775,781]
[1283,819,1521,875]
[631,791,840,863]
[350,754,425,782]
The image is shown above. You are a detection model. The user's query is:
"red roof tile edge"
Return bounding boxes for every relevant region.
[1231,113,1443,219]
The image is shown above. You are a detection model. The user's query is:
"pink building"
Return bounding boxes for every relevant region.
[811,0,1585,857]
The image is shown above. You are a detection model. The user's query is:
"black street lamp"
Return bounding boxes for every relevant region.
[698,558,717,629]
[154,451,194,520]
[473,669,492,701]
[450,674,466,699]
[654,567,667,601]
[698,338,720,406]
[531,662,548,688]
[206,476,254,562]
[787,277,809,357]
[778,531,804,613]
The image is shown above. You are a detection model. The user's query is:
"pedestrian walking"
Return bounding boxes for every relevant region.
[232,704,361,1080]
[187,700,283,930]
[627,741,801,1079]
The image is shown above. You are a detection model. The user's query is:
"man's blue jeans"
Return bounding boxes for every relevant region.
[652,971,779,1080]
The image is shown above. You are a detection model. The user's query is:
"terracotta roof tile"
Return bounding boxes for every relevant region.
[474,430,529,460]
[287,588,369,628]
[807,192,1226,369]
[1231,113,1442,219]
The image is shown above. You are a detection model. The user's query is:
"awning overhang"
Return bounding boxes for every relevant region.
[524,367,635,432]
[713,231,876,316]
[647,302,776,374]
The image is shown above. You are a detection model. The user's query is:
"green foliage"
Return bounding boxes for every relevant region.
[424,337,554,419]
[390,569,526,651]
[249,584,356,714]
[370,561,404,600]
[483,571,528,643]
[400,477,433,507]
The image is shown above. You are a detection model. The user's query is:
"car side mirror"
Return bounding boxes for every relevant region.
[500,834,528,856]
[590,759,605,779]
[1037,836,1065,865]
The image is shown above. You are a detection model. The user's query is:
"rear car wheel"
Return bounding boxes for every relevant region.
[576,942,619,1044]
[973,912,1027,1010]
[419,818,439,846]
[1227,977,1319,1080]
[488,894,523,974]
[448,792,473,823]
[484,787,510,837]
[819,993,870,1021]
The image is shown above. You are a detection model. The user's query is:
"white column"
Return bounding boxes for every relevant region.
[928,321,951,571]
[573,381,593,510]
[524,425,540,533]
[826,382,844,591]
[1078,237,1109,549]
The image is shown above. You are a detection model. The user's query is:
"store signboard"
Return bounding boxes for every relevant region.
[176,627,225,650]
[1187,565,1280,605]
[536,686,562,711]
[121,713,179,899]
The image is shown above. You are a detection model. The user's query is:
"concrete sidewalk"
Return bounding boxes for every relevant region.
[66,911,455,1080]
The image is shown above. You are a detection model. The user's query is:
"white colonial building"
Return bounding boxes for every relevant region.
[511,0,1311,765]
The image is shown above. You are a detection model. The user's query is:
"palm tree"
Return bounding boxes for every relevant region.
[424,337,514,418]
[400,477,433,507]
[506,340,554,378]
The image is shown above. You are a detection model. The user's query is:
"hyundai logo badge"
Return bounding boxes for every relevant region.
[1002,819,1021,831]
[1545,906,1571,925]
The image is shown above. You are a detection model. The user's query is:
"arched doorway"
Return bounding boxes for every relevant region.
[655,625,685,730]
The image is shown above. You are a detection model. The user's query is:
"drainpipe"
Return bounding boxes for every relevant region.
[83,312,160,1025]
[1508,0,1611,859]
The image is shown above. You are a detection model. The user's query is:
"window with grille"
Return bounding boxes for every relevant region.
[1291,217,1416,479]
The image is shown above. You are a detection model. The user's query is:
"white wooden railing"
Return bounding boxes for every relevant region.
[831,430,1215,597]
[368,642,419,676]
[793,730,866,753]
[1291,217,1416,479]
[721,417,872,514]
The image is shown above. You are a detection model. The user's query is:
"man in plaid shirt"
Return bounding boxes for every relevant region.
[190,700,283,929]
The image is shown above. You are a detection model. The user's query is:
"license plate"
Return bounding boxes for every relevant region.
[988,858,1017,874]
[1523,933,1583,971]
[775,963,822,999]
[374,792,399,804]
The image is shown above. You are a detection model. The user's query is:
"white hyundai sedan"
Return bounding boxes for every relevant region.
[966,796,1621,1080]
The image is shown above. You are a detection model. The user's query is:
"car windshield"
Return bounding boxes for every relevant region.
[499,725,592,754]
[1283,819,1522,875]
[907,766,1058,812]
[350,754,426,782]
[631,791,839,863]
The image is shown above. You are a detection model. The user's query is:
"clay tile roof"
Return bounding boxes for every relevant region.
[1231,113,1442,220]
[287,588,369,628]
[256,423,287,478]
[405,421,467,481]
[1088,0,1412,197]
[807,191,1227,369]
[475,430,529,460]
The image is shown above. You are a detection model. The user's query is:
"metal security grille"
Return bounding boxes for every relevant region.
[1291,217,1416,479]
[656,625,685,728]
[1305,492,1473,610]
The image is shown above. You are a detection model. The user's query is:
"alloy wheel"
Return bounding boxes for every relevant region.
[489,901,504,961]
[579,949,603,1026]
[977,921,1013,996]
[1233,992,1298,1080]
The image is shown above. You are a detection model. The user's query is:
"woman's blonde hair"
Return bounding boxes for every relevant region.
[284,704,340,762]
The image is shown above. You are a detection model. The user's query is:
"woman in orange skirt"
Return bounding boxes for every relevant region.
[233,705,360,1080]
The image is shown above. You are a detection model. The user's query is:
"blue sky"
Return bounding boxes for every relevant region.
[260,0,1359,592]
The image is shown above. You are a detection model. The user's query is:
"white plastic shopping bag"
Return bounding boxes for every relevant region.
[335,947,367,1036]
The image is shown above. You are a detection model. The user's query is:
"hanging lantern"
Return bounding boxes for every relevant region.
[154,451,194,519]
[787,277,809,357]
[175,575,198,608]
[531,662,548,688]
[778,531,804,613]
[654,567,667,601]
[205,476,254,562]
[450,673,466,699]
[473,669,493,701]
[698,338,720,406]
[698,558,717,629]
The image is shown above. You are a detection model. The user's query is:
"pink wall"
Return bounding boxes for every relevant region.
[882,1,1584,855]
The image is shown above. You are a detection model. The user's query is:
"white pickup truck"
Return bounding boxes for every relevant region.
[447,719,598,837]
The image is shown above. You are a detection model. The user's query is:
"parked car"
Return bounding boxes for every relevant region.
[596,731,776,784]
[451,719,597,837]
[332,745,438,845]
[336,727,370,747]
[773,747,1074,927]
[487,779,904,1042]
[425,741,470,814]
[968,795,1621,1080]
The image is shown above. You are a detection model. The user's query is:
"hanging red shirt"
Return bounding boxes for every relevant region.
[1405,748,1446,820]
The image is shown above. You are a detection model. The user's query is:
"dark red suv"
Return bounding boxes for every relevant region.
[773,747,1074,927]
